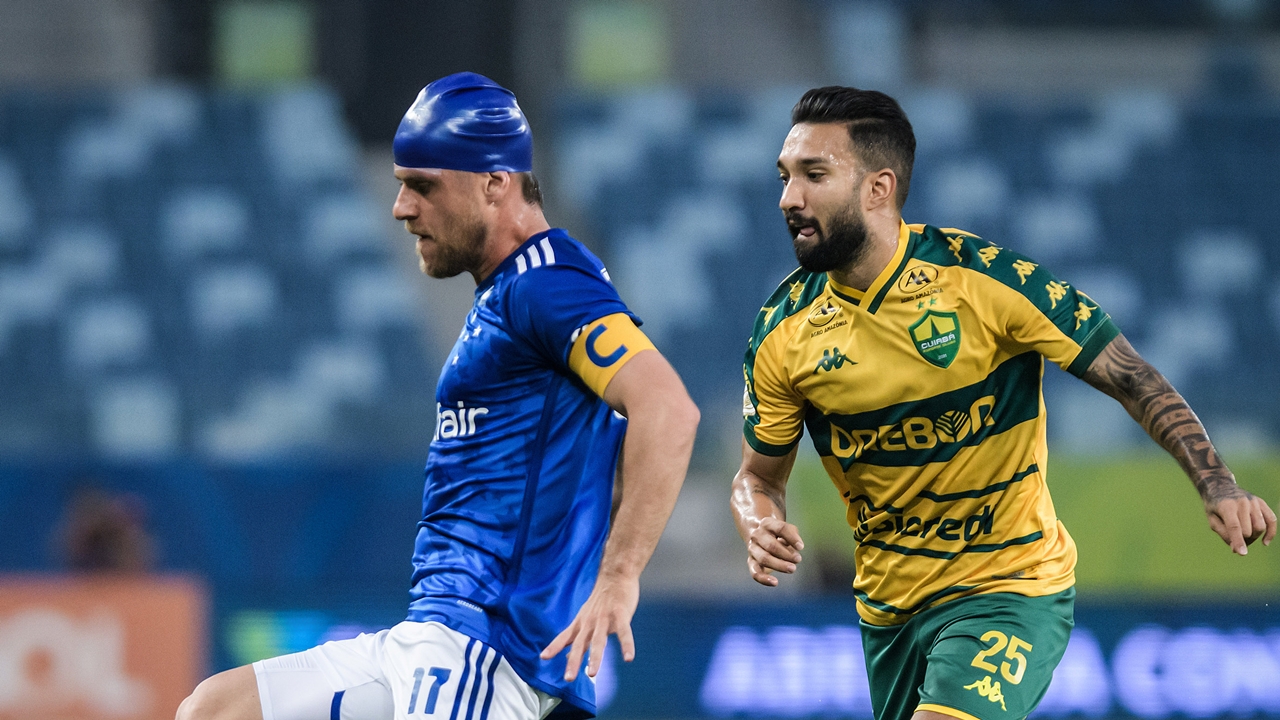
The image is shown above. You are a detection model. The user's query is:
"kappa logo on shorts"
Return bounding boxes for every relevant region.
[965,629,1033,713]
[964,676,1007,711]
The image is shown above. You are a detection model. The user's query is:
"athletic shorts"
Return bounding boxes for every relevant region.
[252,621,560,720]
[860,588,1075,720]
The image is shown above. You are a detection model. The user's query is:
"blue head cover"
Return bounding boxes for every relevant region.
[393,72,533,173]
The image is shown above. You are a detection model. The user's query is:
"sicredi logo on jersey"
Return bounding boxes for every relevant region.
[434,401,490,440]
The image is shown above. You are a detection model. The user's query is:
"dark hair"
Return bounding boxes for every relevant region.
[791,87,915,209]
[518,172,543,206]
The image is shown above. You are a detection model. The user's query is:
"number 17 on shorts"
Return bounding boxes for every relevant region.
[406,667,452,715]
[383,622,558,720]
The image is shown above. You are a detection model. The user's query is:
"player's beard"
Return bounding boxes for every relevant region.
[421,216,487,279]
[788,205,872,273]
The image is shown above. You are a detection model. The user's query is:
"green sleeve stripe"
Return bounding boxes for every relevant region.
[743,421,799,456]
[1066,316,1121,377]
[866,230,917,314]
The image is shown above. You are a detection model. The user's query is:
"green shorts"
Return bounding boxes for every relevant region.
[860,588,1075,720]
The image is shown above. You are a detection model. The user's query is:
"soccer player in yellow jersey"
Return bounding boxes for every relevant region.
[730,86,1278,720]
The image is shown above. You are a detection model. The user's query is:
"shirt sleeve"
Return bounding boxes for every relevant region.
[990,254,1121,377]
[743,329,806,455]
[506,263,640,373]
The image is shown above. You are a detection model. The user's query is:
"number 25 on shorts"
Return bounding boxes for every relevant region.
[970,631,1033,684]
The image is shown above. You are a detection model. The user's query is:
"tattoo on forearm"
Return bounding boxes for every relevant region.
[749,481,786,517]
[1083,335,1243,502]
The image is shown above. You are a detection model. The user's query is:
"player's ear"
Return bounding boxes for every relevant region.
[865,168,897,211]
[482,171,512,203]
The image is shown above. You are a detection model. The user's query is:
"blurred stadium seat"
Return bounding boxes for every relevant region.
[2,3,1280,715]
[557,85,1280,450]
[0,85,432,460]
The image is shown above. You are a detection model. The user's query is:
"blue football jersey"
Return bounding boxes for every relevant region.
[408,228,637,718]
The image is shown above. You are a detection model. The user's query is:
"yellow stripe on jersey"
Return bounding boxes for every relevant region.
[917,704,983,720]
[568,313,655,397]
[742,221,1116,625]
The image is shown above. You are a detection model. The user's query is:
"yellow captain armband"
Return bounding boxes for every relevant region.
[567,313,656,397]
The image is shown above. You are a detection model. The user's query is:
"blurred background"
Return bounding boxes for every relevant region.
[0,0,1278,718]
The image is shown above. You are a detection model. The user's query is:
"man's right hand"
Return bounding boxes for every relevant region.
[745,516,805,586]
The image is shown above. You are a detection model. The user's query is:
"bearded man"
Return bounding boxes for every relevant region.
[731,85,1275,720]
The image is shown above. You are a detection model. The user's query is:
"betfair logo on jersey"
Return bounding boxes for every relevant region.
[813,347,854,373]
[808,299,840,326]
[909,310,961,368]
[897,265,938,292]
[830,396,996,461]
[433,401,489,441]
[855,504,995,544]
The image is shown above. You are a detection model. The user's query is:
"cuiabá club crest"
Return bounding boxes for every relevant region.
[909,310,961,368]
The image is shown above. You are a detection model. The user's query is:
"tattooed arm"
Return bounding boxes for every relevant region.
[1082,334,1277,554]
[731,441,805,585]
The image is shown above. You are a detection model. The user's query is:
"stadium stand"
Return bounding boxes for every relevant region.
[0,84,434,460]
[2,79,1279,602]
[556,82,1280,452]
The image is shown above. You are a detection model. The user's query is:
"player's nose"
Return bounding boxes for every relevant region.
[392,185,416,222]
[779,178,803,212]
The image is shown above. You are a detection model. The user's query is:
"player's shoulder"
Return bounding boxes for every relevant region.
[748,267,828,352]
[506,229,615,292]
[908,223,999,272]
[909,223,1058,299]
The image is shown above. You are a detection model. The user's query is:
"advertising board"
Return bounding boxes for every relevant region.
[0,576,205,720]
[218,597,1280,719]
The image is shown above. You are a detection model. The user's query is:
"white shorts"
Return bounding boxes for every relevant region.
[252,621,560,720]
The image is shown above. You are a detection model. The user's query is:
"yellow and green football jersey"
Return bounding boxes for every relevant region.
[743,221,1119,626]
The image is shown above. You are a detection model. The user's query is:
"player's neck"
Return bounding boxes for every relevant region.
[470,204,553,284]
[827,212,902,292]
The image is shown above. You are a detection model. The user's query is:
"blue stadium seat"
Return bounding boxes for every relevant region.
[0,85,435,460]
[556,87,1280,445]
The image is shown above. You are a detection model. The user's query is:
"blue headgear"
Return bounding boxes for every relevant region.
[393,72,533,173]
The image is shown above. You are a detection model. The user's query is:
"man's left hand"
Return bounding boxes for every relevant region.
[1202,479,1277,555]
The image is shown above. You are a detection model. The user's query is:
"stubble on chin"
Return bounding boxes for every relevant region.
[420,251,463,279]
[418,222,486,279]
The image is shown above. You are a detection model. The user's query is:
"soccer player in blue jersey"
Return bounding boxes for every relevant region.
[177,73,699,720]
